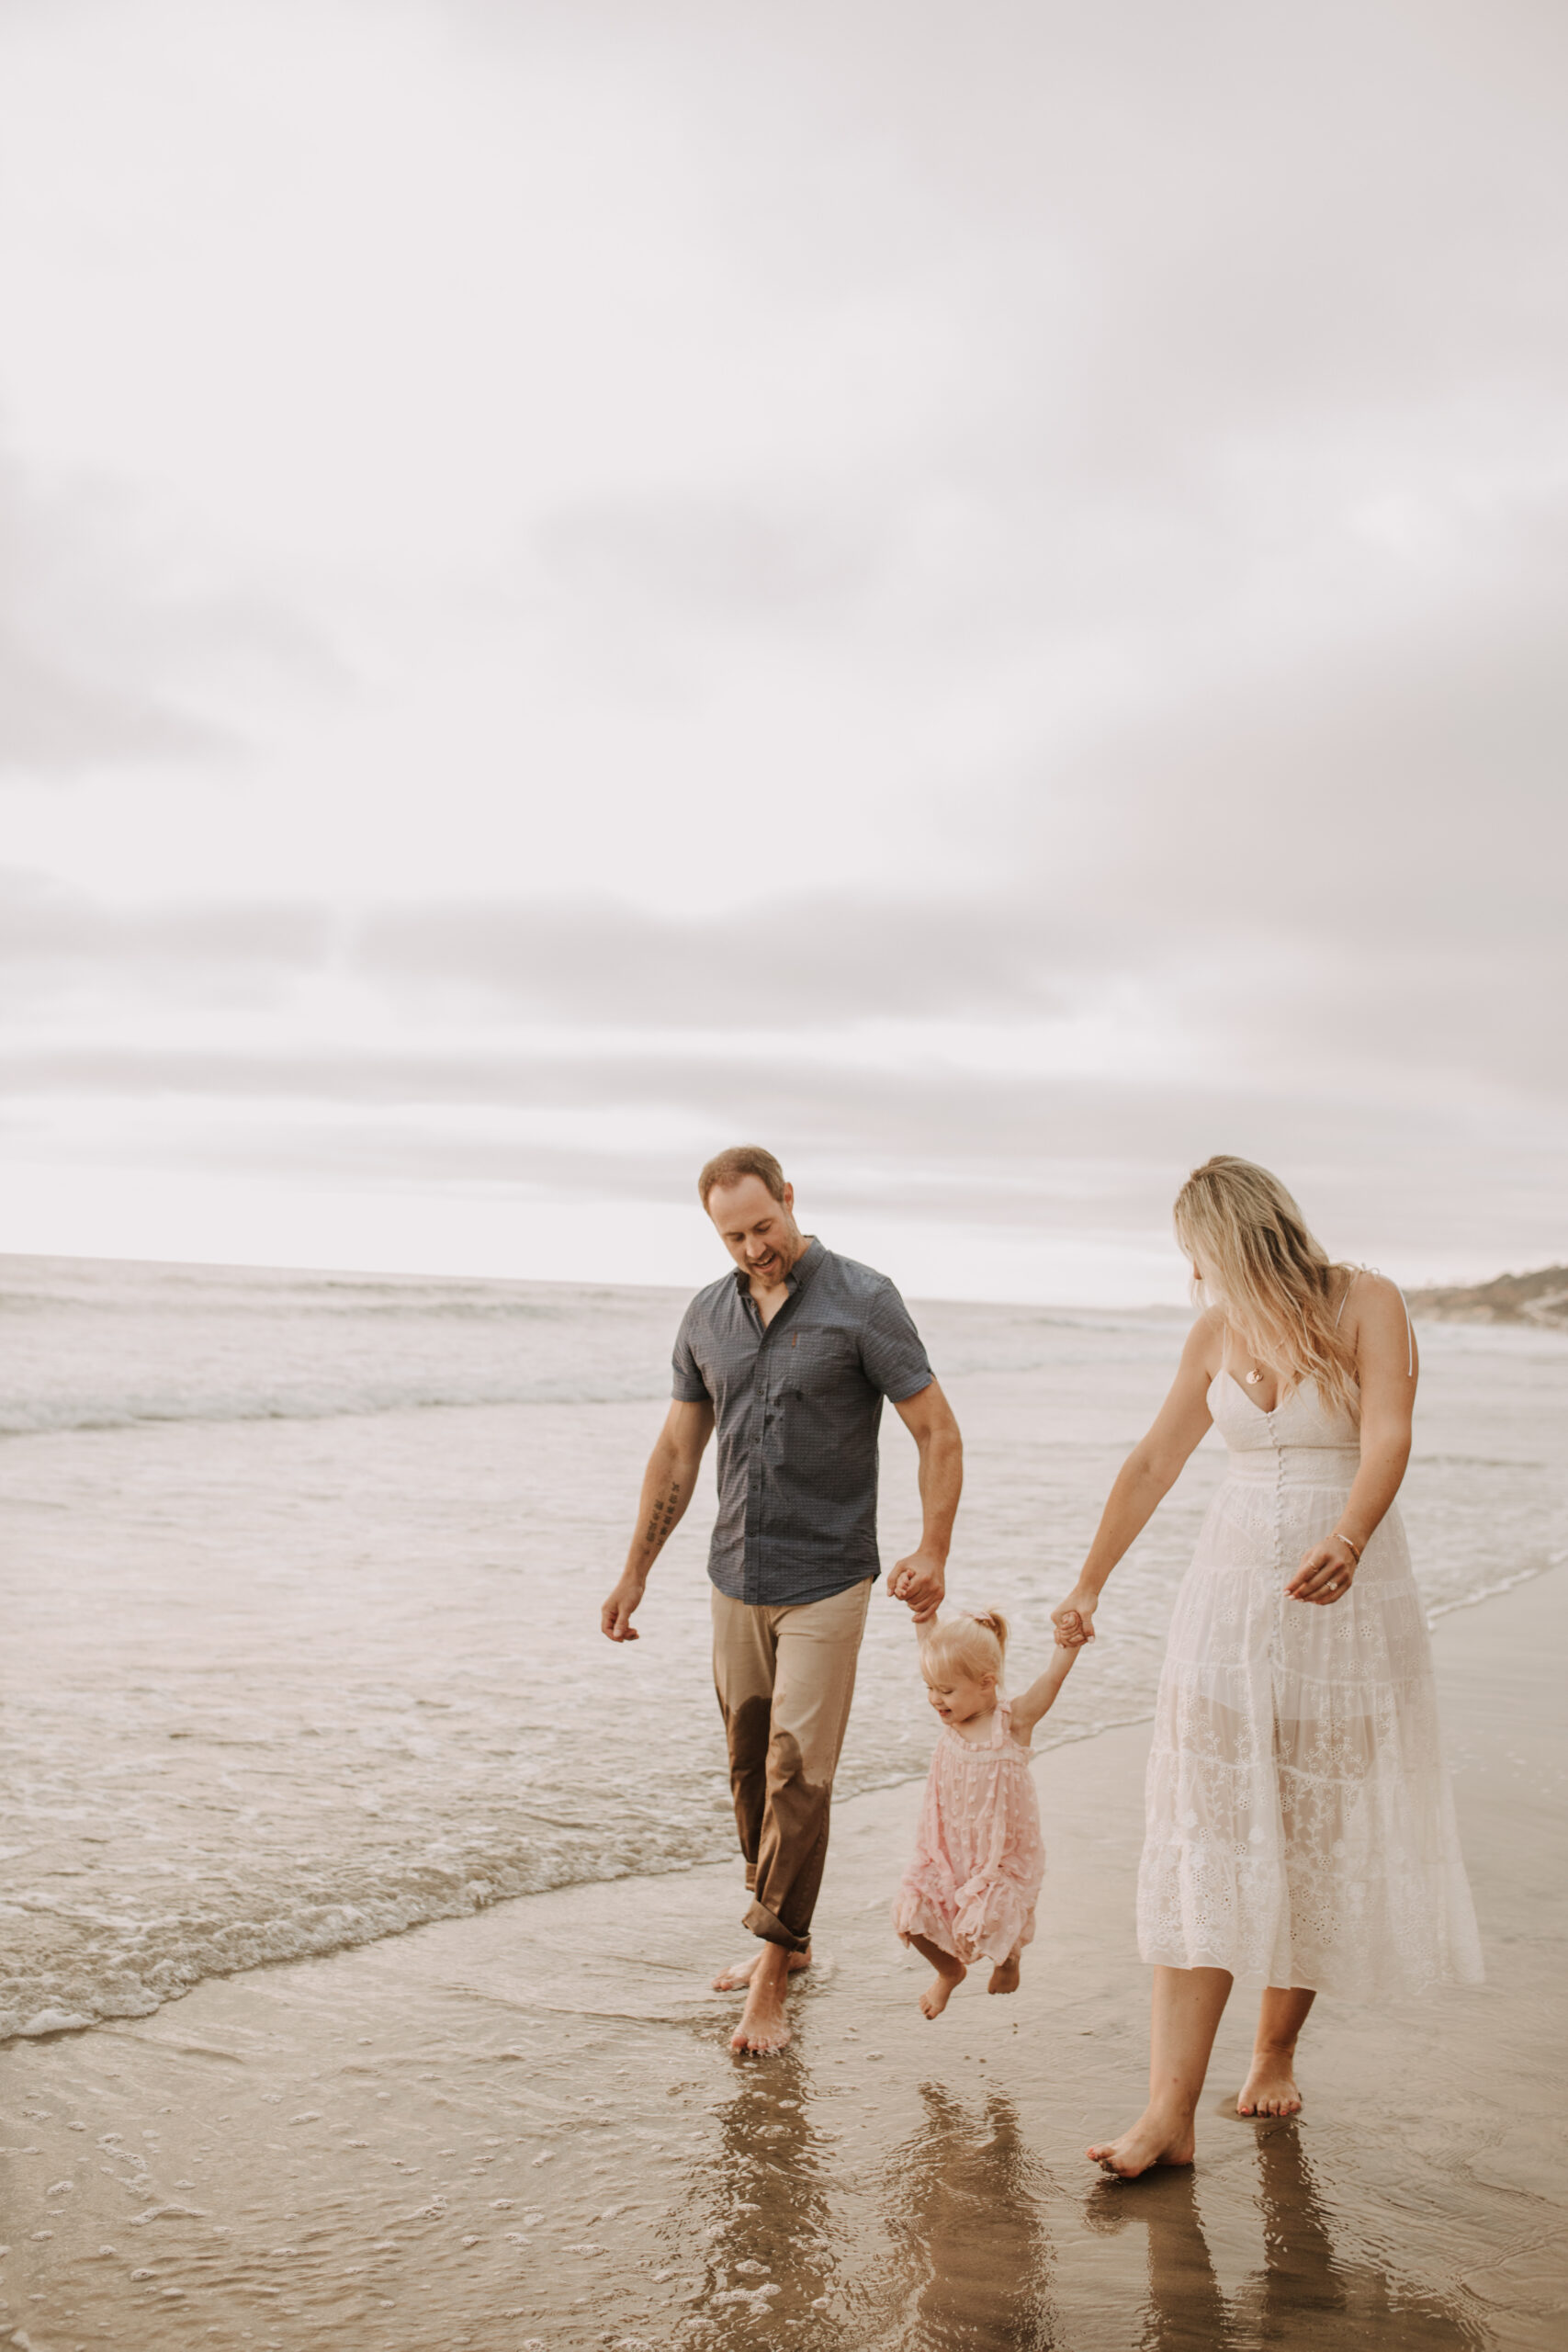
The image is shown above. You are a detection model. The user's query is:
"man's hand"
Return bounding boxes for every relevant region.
[890,1547,946,1623]
[601,1575,647,1643]
[890,1380,961,1623]
[601,1401,714,1645]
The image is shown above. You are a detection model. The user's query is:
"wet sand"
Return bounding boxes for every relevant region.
[3,1566,1565,2351]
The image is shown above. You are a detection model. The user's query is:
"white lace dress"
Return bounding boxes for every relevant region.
[1137,1369,1483,1997]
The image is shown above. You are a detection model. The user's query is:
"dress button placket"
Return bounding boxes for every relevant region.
[1268,1408,1286,1672]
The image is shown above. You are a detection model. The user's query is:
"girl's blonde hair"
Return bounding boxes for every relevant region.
[1173,1155,1359,1419]
[920,1609,1008,1685]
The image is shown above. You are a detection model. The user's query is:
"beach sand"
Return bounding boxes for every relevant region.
[3,1567,1564,2351]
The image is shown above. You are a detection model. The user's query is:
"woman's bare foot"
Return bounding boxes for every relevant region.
[1086,2108,1196,2177]
[987,1952,1021,1996]
[1236,2054,1302,2118]
[712,1945,811,1994]
[1241,1987,1313,2116]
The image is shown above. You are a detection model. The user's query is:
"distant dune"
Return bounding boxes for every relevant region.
[1406,1266,1568,1326]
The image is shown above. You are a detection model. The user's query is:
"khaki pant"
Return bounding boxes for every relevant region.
[711,1577,873,1953]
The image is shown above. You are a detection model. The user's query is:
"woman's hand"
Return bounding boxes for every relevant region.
[1051,1587,1099,1646]
[1287,1538,1358,1606]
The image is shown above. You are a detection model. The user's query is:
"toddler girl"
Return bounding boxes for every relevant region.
[893,1606,1083,2018]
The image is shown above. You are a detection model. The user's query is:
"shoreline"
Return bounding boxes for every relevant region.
[6,1542,1562,2053]
[4,1564,1566,2347]
[0,1694,1177,2052]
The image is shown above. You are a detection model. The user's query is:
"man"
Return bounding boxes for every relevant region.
[601,1145,963,2054]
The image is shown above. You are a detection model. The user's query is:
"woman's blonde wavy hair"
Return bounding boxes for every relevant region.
[1173,1156,1360,1419]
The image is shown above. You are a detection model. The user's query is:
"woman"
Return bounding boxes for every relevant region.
[1053,1157,1483,2178]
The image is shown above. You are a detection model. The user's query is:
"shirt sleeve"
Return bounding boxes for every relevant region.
[671,1302,712,1403]
[859,1279,934,1402]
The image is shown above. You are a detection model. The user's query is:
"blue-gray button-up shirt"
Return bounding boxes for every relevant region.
[671,1238,934,1608]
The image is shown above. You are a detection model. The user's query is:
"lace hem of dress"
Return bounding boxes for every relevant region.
[894,1865,1040,1966]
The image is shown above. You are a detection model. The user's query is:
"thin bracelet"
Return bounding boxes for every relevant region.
[1329,1529,1363,1560]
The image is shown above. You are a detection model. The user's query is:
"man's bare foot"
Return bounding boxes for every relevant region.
[987,1953,1021,1996]
[731,1979,792,2053]
[920,1958,966,2018]
[728,1945,800,2054]
[1086,2108,1196,2177]
[1236,2055,1302,2118]
[712,1946,811,1994]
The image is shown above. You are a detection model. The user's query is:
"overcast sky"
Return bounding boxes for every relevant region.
[2,0,1564,1302]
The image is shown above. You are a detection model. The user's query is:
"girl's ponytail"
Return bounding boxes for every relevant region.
[920,1609,1008,1685]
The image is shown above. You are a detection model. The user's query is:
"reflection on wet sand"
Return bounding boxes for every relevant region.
[669,2045,843,2343]
[670,2063,1059,2349]
[1088,2168,1225,2352]
[665,2052,1493,2352]
[1089,2121,1491,2352]
[879,2083,1058,2351]
[1238,2123,1491,2349]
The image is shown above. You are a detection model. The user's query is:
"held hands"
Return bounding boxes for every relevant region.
[889,1548,946,1623]
[1287,1536,1359,1606]
[600,1575,647,1642]
[1051,1588,1098,1647]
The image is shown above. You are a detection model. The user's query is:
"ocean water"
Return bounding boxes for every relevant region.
[3,1252,1565,2044]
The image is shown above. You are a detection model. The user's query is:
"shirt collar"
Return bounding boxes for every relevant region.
[731,1234,823,1301]
[787,1236,822,1292]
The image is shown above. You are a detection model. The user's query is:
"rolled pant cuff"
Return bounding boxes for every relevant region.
[744,1896,810,1954]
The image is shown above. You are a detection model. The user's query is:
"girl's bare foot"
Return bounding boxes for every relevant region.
[905,1932,965,2018]
[1236,2055,1302,2117]
[712,1946,811,1994]
[1086,2108,1197,2177]
[919,1958,966,2018]
[987,1952,1021,1995]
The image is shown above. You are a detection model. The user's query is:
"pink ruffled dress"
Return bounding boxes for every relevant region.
[893,1699,1047,1966]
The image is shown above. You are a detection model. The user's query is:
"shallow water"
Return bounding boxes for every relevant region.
[3,1253,1565,2042]
[6,1610,1557,2352]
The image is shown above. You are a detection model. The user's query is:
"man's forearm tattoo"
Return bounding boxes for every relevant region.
[643,1479,682,1553]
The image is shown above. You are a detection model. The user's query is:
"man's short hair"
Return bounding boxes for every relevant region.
[698,1146,787,1210]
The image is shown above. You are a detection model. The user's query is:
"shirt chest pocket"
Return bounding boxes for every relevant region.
[779,1328,861,1399]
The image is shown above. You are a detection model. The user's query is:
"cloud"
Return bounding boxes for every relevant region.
[0,467,227,777]
[0,632,209,777]
[0,872,333,1005]
[0,0,1563,1289]
[6,1037,1564,1297]
[353,896,1074,1028]
[0,459,343,782]
[4,1030,1560,1170]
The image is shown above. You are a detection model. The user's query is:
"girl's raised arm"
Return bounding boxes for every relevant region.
[1010,1630,1082,1736]
[1049,1310,1220,1647]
